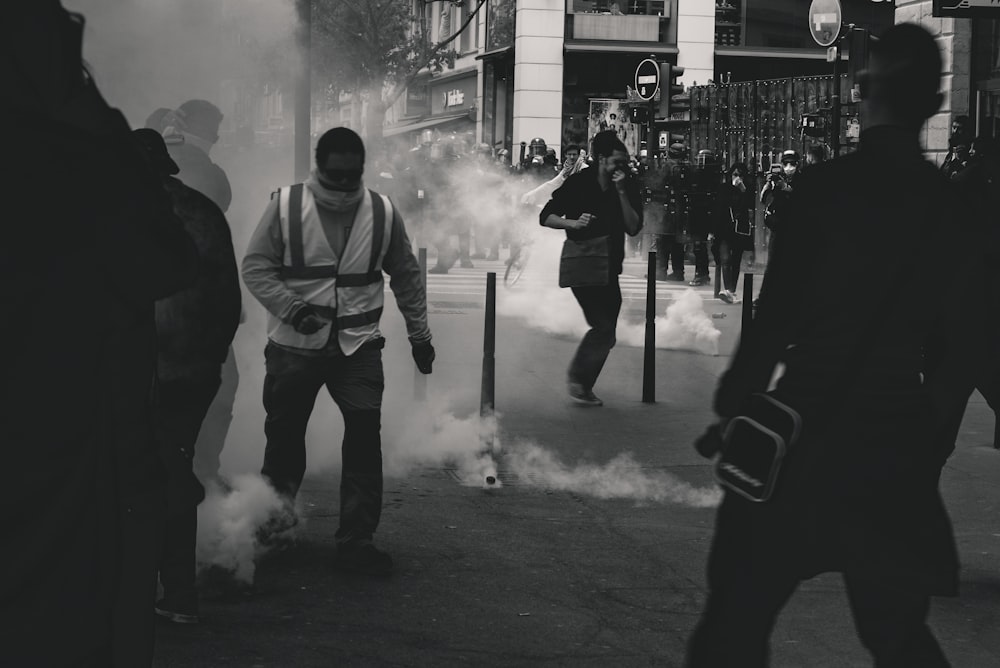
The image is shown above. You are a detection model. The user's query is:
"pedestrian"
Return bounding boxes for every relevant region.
[152,100,242,490]
[161,98,232,213]
[687,23,967,666]
[714,163,754,304]
[654,141,692,281]
[805,144,826,168]
[940,114,971,178]
[935,134,1000,460]
[540,130,642,406]
[688,150,722,287]
[2,4,199,665]
[242,127,434,575]
[132,129,242,625]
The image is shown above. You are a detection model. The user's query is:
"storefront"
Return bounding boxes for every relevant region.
[972,18,1000,138]
[478,0,516,156]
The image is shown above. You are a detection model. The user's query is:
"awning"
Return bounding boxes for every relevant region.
[564,40,678,55]
[715,46,831,60]
[476,46,514,61]
[382,112,472,138]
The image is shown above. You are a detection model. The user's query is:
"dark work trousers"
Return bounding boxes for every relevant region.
[260,341,385,547]
[568,277,622,391]
[154,375,221,610]
[717,236,747,293]
[193,346,238,485]
[655,234,686,277]
[686,495,950,668]
[692,236,711,278]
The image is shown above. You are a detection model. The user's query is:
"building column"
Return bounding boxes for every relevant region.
[895,0,971,163]
[513,0,565,157]
[676,1,715,88]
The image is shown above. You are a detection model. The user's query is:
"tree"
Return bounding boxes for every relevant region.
[313,0,486,151]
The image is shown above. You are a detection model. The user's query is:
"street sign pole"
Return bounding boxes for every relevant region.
[832,40,841,159]
[635,56,661,157]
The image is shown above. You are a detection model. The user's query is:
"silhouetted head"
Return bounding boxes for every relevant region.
[591,130,628,177]
[132,128,180,177]
[859,23,943,130]
[315,127,365,191]
[176,99,223,144]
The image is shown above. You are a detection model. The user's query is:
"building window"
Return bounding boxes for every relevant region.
[569,0,665,15]
[486,0,515,51]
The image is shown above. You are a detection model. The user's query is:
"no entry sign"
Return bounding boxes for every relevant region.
[808,0,842,48]
[634,58,659,102]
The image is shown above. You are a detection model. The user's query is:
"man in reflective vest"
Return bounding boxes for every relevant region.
[243,127,434,575]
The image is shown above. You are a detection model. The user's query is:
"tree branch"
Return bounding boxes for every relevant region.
[382,0,487,108]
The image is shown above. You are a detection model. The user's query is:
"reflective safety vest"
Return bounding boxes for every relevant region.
[267,184,392,354]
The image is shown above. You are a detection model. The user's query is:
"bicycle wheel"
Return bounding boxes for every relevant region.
[504,248,530,287]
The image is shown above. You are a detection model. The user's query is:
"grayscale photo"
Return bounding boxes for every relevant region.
[3,1,999,666]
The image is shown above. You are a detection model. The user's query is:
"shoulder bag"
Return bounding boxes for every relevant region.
[558,235,609,288]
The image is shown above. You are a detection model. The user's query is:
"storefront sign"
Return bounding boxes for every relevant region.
[430,74,477,115]
[934,0,1000,18]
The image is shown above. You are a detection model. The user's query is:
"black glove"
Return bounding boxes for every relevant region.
[411,340,435,374]
[291,306,327,335]
[694,422,727,459]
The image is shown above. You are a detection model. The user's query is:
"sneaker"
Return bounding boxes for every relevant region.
[661,273,685,282]
[155,599,200,625]
[568,382,603,407]
[718,290,734,304]
[427,265,449,274]
[459,260,475,269]
[255,502,299,547]
[334,543,393,576]
[688,274,711,287]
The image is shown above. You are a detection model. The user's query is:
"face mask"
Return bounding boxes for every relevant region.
[783,164,798,177]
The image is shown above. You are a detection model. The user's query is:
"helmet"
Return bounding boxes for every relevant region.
[668,142,688,159]
[528,137,547,156]
[780,149,800,164]
[695,149,717,166]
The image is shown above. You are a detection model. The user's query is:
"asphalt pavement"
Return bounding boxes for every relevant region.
[153,257,1000,667]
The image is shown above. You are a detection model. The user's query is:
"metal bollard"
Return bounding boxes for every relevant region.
[741,272,754,339]
[643,252,656,404]
[415,247,428,401]
[481,272,497,453]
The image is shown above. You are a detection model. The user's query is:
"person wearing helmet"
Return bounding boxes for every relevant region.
[688,150,722,287]
[654,142,692,281]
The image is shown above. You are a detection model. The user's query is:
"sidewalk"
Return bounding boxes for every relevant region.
[154,291,1000,667]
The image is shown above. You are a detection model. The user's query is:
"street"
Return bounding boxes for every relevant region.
[154,258,1000,668]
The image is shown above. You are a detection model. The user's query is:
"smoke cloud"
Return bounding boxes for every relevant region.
[498,233,722,356]
[196,474,286,583]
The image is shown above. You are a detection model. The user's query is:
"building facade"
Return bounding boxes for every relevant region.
[384,0,996,164]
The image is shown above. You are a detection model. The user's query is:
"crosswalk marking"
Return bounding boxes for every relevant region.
[398,261,722,301]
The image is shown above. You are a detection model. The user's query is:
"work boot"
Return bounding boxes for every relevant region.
[155,597,200,625]
[688,274,711,286]
[568,382,603,407]
[334,543,393,576]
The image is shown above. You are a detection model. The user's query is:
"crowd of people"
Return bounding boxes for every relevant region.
[3,4,998,666]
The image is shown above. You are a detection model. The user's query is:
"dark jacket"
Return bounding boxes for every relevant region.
[1,82,198,666]
[713,181,754,243]
[169,141,232,213]
[156,177,241,381]
[539,167,642,275]
[714,126,975,596]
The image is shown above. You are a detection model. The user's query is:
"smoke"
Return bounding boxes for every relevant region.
[504,442,722,508]
[618,289,722,356]
[196,474,286,583]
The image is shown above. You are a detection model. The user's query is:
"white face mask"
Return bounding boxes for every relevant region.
[782,163,798,178]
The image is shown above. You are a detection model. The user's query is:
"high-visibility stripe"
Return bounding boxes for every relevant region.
[368,190,385,274]
[308,304,338,320]
[288,184,305,269]
[278,264,339,279]
[336,271,382,287]
[337,307,383,330]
